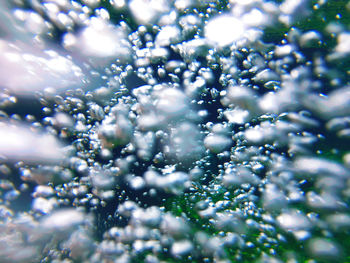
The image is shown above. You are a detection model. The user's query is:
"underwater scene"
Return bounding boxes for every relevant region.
[0,0,350,262]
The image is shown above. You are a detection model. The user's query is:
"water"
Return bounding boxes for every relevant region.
[0,0,349,262]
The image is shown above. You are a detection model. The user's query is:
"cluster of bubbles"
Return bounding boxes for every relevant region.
[0,0,350,262]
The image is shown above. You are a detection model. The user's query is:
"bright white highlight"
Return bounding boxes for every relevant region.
[0,123,64,164]
[205,15,245,47]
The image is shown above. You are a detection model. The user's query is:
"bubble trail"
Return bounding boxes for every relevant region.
[0,0,349,262]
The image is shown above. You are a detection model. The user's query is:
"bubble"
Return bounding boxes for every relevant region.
[253,69,280,84]
[263,184,288,211]
[160,213,190,237]
[118,201,139,217]
[335,32,350,54]
[279,0,310,25]
[134,131,155,161]
[154,87,189,119]
[63,18,131,65]
[155,26,181,47]
[326,213,350,231]
[99,112,133,148]
[224,108,251,125]
[171,240,193,257]
[129,0,170,25]
[41,208,86,230]
[0,41,85,95]
[277,210,311,231]
[89,103,105,121]
[32,197,57,214]
[0,1,350,262]
[131,206,162,227]
[307,238,342,261]
[294,157,348,178]
[205,15,245,47]
[62,228,95,260]
[0,123,64,164]
[299,30,322,48]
